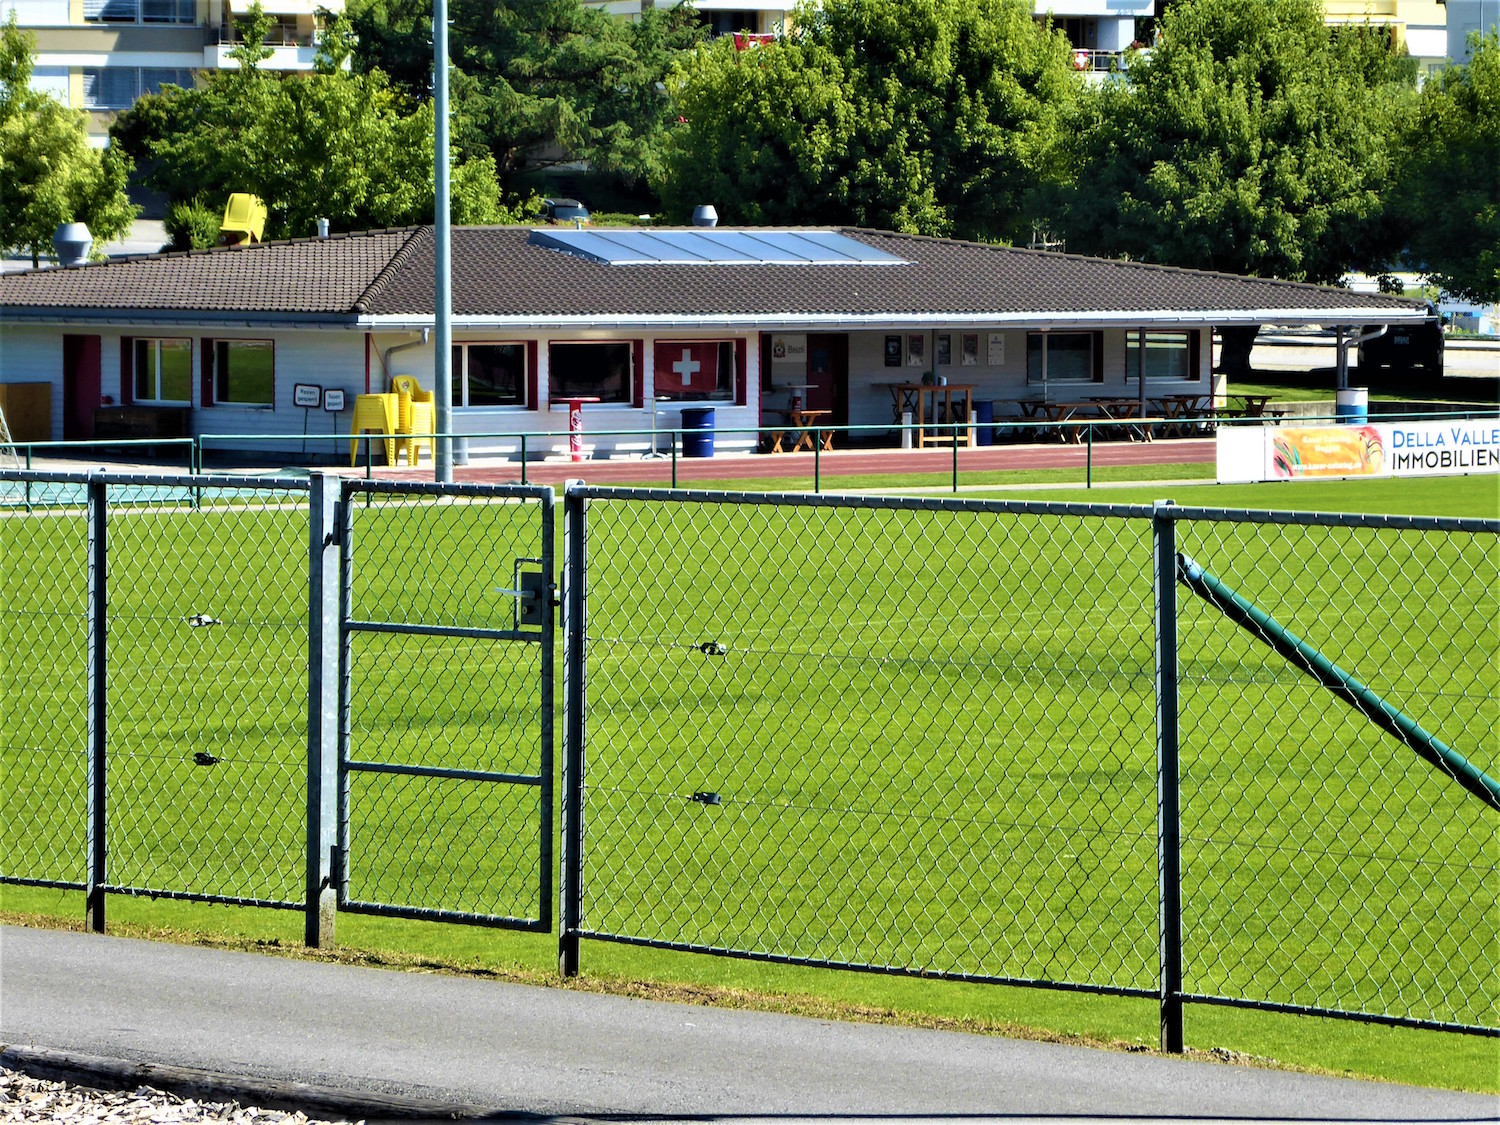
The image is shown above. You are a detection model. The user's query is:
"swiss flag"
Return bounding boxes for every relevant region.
[654,342,718,395]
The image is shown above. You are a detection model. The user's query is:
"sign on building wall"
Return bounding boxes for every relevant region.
[771,335,806,363]
[1218,420,1500,483]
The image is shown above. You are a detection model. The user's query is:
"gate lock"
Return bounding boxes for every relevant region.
[496,558,551,628]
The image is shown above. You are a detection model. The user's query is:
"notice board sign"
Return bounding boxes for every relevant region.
[293,384,322,408]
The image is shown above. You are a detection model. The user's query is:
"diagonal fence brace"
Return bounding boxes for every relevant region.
[1176,551,1500,814]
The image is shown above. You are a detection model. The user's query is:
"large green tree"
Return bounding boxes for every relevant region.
[1057,0,1417,284]
[1393,31,1500,303]
[0,16,137,266]
[654,0,1078,237]
[346,0,702,189]
[111,4,516,243]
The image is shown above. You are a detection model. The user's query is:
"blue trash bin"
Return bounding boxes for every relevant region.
[680,407,715,457]
[1335,388,1368,425]
[973,400,994,447]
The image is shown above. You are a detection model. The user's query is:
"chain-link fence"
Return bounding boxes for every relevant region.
[337,479,555,931]
[4,470,1494,1043]
[1,472,311,914]
[561,487,1498,1040]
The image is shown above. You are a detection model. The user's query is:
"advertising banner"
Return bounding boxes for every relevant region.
[1218,419,1500,483]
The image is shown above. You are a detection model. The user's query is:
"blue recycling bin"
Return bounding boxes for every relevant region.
[680,407,715,457]
[1336,388,1368,424]
[973,400,994,446]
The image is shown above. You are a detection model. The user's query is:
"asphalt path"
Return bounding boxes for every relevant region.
[1,927,1493,1123]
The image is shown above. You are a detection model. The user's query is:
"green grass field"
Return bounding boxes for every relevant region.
[2,473,1496,1090]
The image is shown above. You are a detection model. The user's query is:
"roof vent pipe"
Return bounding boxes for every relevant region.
[52,222,92,267]
[317,218,330,238]
[691,205,718,228]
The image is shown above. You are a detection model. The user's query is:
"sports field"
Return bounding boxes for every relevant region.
[2,473,1496,1067]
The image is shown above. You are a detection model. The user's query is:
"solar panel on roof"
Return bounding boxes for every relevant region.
[527,228,907,265]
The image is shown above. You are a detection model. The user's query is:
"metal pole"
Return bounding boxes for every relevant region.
[1086,424,1093,489]
[559,482,587,976]
[306,473,340,947]
[671,431,678,489]
[336,484,355,905]
[520,433,528,486]
[433,0,453,483]
[814,430,821,494]
[951,422,959,493]
[85,476,107,933]
[1153,499,1184,1053]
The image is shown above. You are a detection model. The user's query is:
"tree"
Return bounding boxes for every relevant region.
[111,6,520,242]
[0,16,137,265]
[654,0,1078,238]
[1393,32,1500,304]
[1057,0,1416,284]
[346,0,702,189]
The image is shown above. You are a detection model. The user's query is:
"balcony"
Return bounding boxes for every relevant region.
[207,26,322,69]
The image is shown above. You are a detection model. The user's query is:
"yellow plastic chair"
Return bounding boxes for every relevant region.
[350,393,399,466]
[391,375,435,466]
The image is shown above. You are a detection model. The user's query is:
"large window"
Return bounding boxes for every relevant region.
[83,0,194,23]
[1126,330,1198,381]
[452,343,526,407]
[549,342,632,404]
[82,67,192,108]
[133,338,191,404]
[652,341,735,402]
[213,340,274,406]
[1026,332,1099,383]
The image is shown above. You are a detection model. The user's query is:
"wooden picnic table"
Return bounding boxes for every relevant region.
[896,383,975,448]
[763,408,833,453]
[1152,393,1212,438]
[1221,393,1275,418]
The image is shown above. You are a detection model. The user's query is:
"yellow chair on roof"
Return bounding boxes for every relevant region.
[391,374,435,466]
[350,393,399,466]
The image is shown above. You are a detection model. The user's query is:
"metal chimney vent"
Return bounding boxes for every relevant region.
[691,205,718,228]
[52,222,92,267]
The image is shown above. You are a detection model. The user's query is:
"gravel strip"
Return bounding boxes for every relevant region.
[0,1067,361,1124]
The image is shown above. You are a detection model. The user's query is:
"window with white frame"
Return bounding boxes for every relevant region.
[83,0,194,23]
[82,67,193,108]
[1026,332,1100,382]
[132,338,191,404]
[213,340,274,406]
[549,342,632,404]
[1126,330,1198,381]
[451,343,526,407]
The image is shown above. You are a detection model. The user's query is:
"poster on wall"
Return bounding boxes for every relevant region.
[771,334,806,363]
[961,334,979,366]
[885,335,903,367]
[908,334,925,367]
[936,334,951,366]
[1218,419,1500,483]
[987,332,1005,366]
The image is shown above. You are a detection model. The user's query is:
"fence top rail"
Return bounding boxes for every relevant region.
[568,484,1159,520]
[1168,505,1500,534]
[0,468,311,491]
[343,478,554,503]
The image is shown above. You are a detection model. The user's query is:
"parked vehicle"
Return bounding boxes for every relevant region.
[541,198,591,225]
[1358,305,1444,375]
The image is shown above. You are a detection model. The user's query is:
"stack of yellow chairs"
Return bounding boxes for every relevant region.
[349,393,399,466]
[391,375,435,466]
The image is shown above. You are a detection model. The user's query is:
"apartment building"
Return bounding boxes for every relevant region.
[1444,0,1499,60]
[3,0,337,143]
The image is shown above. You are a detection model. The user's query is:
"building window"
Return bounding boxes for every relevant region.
[549,342,632,404]
[132,338,191,404]
[451,343,526,407]
[1127,330,1198,381]
[1026,332,1100,383]
[81,67,192,108]
[213,340,274,406]
[83,0,194,23]
[652,341,735,402]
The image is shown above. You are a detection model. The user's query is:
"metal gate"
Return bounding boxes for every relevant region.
[336,479,556,930]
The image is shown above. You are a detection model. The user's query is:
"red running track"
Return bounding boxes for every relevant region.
[371,437,1214,488]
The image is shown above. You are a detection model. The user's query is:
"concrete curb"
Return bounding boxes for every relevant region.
[0,1044,528,1122]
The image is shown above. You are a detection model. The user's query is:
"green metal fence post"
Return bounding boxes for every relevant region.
[952,422,959,493]
[24,446,32,511]
[520,434,528,486]
[1153,499,1184,1054]
[814,430,822,494]
[559,482,587,977]
[671,431,678,489]
[85,476,108,934]
[1086,424,1094,489]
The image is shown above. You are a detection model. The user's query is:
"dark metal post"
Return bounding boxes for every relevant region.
[1086,424,1094,488]
[537,488,557,930]
[952,422,959,493]
[84,477,107,933]
[814,431,821,494]
[559,482,587,976]
[336,483,356,903]
[520,434,528,486]
[306,473,340,947]
[1153,499,1184,1053]
[670,431,678,489]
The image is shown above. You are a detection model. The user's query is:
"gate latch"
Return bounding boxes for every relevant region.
[495,558,549,628]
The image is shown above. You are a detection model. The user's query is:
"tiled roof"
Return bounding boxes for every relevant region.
[0,228,421,314]
[1,224,1425,322]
